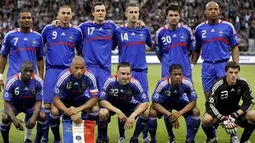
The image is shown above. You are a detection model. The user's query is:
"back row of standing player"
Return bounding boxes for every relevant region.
[0,1,241,143]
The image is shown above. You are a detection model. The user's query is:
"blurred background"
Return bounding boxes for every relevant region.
[0,0,255,54]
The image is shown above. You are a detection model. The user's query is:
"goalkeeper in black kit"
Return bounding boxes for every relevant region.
[201,61,255,143]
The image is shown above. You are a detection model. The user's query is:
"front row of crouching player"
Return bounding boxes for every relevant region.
[1,57,254,143]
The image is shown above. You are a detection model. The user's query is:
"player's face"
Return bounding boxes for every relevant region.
[226,68,239,85]
[18,12,32,28]
[126,6,139,23]
[170,69,183,85]
[117,67,131,85]
[71,62,85,79]
[58,7,72,25]
[93,5,106,22]
[167,10,180,26]
[205,3,220,20]
[21,65,34,82]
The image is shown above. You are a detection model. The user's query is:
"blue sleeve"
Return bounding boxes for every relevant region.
[112,30,118,50]
[3,89,13,102]
[194,28,202,52]
[185,84,198,102]
[132,82,149,103]
[76,28,83,53]
[87,74,99,97]
[187,28,195,51]
[99,79,111,101]
[145,28,152,47]
[41,26,48,43]
[0,34,11,56]
[3,79,15,101]
[155,30,162,55]
[37,35,45,58]
[151,81,164,103]
[54,78,66,98]
[228,25,240,48]
[36,80,43,101]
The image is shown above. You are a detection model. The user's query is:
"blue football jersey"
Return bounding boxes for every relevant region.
[114,24,152,70]
[41,24,83,68]
[0,28,44,78]
[79,21,117,69]
[100,75,149,108]
[3,73,43,108]
[54,69,98,100]
[156,23,194,78]
[195,19,240,61]
[152,77,197,103]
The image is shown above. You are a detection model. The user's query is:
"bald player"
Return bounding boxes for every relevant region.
[48,56,99,142]
[191,1,240,143]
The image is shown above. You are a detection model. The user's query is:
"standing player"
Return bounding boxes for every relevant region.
[203,61,255,143]
[151,4,196,142]
[0,10,44,142]
[79,2,117,92]
[41,5,82,142]
[191,1,240,99]
[49,56,99,142]
[98,62,149,143]
[0,61,46,143]
[148,64,200,143]
[0,10,44,90]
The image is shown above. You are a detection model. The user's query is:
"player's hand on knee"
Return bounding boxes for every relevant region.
[71,114,82,125]
[64,108,73,116]
[51,20,60,27]
[13,118,24,131]
[70,107,80,115]
[124,116,135,130]
[222,119,237,134]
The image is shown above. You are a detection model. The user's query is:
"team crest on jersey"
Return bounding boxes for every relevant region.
[139,33,144,38]
[127,91,132,96]
[218,30,224,36]
[106,29,111,34]
[31,88,36,96]
[164,91,171,96]
[180,35,185,41]
[32,40,37,47]
[237,88,242,95]
[81,82,86,90]
[69,35,74,42]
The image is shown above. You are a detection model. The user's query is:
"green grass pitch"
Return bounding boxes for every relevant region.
[0,64,254,142]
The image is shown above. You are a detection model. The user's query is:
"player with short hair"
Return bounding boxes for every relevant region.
[97,62,149,143]
[49,56,99,142]
[0,61,46,143]
[202,61,255,143]
[0,10,45,142]
[148,64,200,143]
[41,5,83,142]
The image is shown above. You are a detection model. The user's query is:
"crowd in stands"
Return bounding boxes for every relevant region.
[0,0,255,52]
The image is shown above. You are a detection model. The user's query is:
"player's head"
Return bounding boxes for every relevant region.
[92,2,106,22]
[204,1,220,20]
[125,3,139,24]
[225,61,240,85]
[20,61,34,82]
[165,4,181,27]
[18,10,32,28]
[71,56,85,79]
[117,62,131,85]
[58,5,72,25]
[169,64,183,86]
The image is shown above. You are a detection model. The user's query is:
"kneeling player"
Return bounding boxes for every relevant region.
[49,56,99,142]
[0,61,46,143]
[148,64,201,143]
[97,62,149,143]
[202,61,255,143]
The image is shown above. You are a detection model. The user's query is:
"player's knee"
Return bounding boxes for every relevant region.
[245,110,255,123]
[50,106,60,116]
[149,107,157,117]
[99,108,109,121]
[191,107,200,116]
[91,105,99,112]
[39,111,46,122]
[140,109,150,118]
[202,113,214,126]
[1,112,11,124]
